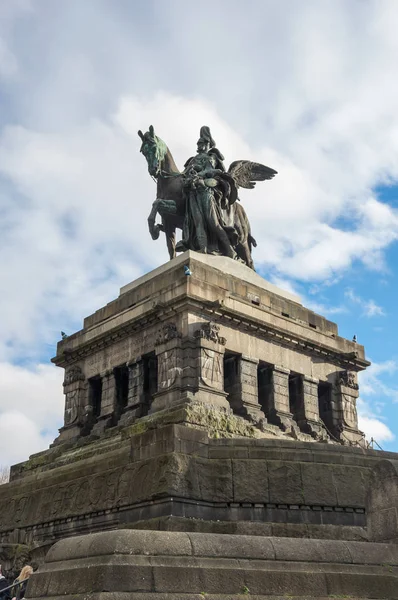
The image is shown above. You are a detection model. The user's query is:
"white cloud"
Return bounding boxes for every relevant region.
[357,360,398,446]
[358,359,398,400]
[358,413,395,446]
[0,37,18,79]
[344,288,385,318]
[363,299,385,318]
[0,362,63,466]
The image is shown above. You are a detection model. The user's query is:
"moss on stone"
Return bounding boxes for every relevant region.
[183,402,258,439]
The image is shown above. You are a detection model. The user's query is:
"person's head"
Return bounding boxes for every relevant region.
[196,126,215,154]
[197,137,210,154]
[18,566,33,581]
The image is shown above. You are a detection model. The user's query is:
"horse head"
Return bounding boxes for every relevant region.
[138,125,168,178]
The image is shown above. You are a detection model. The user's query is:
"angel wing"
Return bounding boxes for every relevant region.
[228,160,277,189]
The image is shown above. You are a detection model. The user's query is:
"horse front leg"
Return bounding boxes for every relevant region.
[147,200,164,240]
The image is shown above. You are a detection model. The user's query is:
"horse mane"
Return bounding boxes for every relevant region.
[155,135,180,174]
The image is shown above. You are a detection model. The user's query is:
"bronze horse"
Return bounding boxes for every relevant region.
[138,125,277,269]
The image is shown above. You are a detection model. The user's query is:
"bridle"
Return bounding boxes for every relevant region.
[144,142,181,182]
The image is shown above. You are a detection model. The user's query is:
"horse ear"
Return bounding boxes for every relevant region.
[138,130,144,141]
[149,125,155,138]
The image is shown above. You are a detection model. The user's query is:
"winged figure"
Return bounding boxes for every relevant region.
[229,160,277,189]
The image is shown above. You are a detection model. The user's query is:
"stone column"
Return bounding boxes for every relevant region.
[335,370,365,446]
[119,358,145,425]
[298,375,328,441]
[53,365,87,444]
[91,370,117,435]
[226,355,265,423]
[267,366,297,432]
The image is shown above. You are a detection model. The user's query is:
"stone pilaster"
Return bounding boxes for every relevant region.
[53,365,87,444]
[191,322,230,410]
[298,376,328,441]
[267,366,297,432]
[226,355,265,423]
[335,370,365,446]
[91,370,117,435]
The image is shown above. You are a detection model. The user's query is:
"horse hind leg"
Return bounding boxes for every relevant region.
[164,222,176,259]
[236,241,255,270]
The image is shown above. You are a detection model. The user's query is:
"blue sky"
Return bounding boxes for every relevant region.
[1,0,398,464]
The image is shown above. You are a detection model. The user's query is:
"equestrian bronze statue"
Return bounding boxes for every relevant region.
[138,125,277,270]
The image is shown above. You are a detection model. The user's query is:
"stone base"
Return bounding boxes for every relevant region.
[3,416,397,562]
[26,529,398,600]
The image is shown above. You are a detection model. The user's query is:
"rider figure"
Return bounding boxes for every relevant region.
[178,127,238,257]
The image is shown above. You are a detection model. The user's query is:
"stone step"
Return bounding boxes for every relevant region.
[72,596,388,600]
[26,530,398,600]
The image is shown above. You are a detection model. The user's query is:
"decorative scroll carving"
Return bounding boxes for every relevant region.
[155,322,181,345]
[194,321,226,345]
[339,370,359,390]
[64,365,85,386]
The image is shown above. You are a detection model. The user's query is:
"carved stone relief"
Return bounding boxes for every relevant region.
[64,390,79,426]
[342,393,358,429]
[0,462,157,530]
[200,348,223,388]
[339,370,359,390]
[195,321,226,345]
[156,322,181,346]
[158,349,178,390]
[64,365,85,386]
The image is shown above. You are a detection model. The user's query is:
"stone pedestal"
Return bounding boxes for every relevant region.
[3,251,376,575]
[50,252,368,445]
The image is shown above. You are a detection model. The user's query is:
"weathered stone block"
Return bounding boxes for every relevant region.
[232,459,269,503]
[268,461,303,505]
[301,463,338,506]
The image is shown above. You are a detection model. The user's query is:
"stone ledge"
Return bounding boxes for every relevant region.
[119,251,302,304]
[42,529,398,565]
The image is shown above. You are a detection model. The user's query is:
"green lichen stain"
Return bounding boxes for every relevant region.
[184,403,257,439]
[17,401,259,477]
